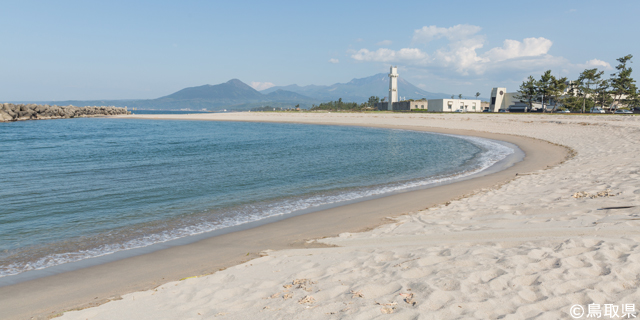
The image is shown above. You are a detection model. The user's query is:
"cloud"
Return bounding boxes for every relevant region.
[412,24,482,43]
[352,48,428,63]
[376,40,392,46]
[484,37,553,61]
[350,24,617,95]
[580,59,612,69]
[250,81,276,91]
[351,24,583,77]
[329,58,339,64]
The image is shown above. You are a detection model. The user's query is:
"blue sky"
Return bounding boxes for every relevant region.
[1,0,638,101]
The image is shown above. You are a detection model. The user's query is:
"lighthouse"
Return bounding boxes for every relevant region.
[388,66,398,110]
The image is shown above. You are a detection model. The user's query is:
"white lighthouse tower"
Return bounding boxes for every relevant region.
[388,66,399,110]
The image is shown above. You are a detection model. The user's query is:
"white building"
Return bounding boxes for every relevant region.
[376,66,481,112]
[488,87,521,112]
[425,99,482,112]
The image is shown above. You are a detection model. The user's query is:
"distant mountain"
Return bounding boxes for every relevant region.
[160,79,263,100]
[51,79,320,111]
[47,74,478,111]
[265,89,316,101]
[261,73,454,102]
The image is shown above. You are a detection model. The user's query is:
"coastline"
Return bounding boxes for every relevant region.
[0,113,570,319]
[0,131,519,286]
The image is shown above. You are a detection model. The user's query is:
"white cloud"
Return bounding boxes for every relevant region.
[484,37,553,61]
[350,24,615,96]
[376,40,392,46]
[352,25,568,76]
[352,48,428,63]
[412,24,482,43]
[250,81,276,91]
[580,59,612,69]
[329,58,339,64]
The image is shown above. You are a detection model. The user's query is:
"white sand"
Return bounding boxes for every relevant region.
[60,113,640,319]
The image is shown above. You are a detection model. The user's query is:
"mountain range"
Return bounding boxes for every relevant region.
[261,73,453,102]
[49,74,463,111]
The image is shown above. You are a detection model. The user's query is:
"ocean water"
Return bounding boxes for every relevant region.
[130,110,212,114]
[0,118,513,278]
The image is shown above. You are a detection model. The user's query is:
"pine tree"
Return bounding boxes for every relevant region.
[610,54,637,110]
[576,68,604,113]
[537,70,554,112]
[548,76,568,112]
[515,76,537,111]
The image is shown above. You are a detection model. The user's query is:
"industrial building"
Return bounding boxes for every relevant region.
[374,66,482,112]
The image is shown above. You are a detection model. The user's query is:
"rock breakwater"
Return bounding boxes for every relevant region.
[0,103,130,122]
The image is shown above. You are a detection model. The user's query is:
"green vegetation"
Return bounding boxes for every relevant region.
[309,96,379,111]
[610,55,638,108]
[515,76,538,110]
[517,54,637,113]
[250,106,286,111]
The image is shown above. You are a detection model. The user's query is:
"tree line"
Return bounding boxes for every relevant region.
[310,96,380,111]
[517,54,638,112]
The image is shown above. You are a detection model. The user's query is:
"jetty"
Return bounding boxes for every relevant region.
[0,103,130,122]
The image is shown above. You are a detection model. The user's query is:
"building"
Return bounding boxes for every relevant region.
[488,87,521,112]
[374,65,481,112]
[375,98,481,112]
[488,87,564,112]
[425,99,482,112]
[409,100,428,110]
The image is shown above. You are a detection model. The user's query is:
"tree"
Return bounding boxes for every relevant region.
[451,95,454,99]
[458,94,463,99]
[576,68,604,113]
[475,92,481,99]
[537,70,554,112]
[594,79,612,109]
[310,99,369,111]
[610,54,637,110]
[548,76,568,112]
[367,96,380,106]
[515,76,537,111]
[559,95,582,112]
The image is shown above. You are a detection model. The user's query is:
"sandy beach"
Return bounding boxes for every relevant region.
[3,112,640,319]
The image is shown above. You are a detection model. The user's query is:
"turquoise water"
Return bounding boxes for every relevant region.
[0,118,512,277]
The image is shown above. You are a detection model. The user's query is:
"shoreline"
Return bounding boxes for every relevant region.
[0,126,522,286]
[0,114,569,319]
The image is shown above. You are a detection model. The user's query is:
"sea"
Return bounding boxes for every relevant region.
[0,116,516,282]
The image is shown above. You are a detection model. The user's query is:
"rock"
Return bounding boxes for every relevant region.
[0,103,128,122]
[0,111,13,121]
